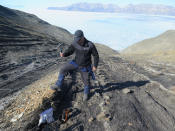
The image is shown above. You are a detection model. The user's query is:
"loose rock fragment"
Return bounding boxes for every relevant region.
[104,114,112,121]
[99,102,105,107]
[105,116,111,121]
[97,112,111,121]
[95,92,100,97]
[88,117,95,123]
[122,88,131,94]
[10,112,24,122]
[105,100,110,105]
[104,95,110,100]
[97,112,106,121]
[128,122,133,126]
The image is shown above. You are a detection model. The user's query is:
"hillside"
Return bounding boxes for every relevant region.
[0,5,72,43]
[0,5,73,98]
[1,5,175,131]
[1,41,175,131]
[122,30,175,64]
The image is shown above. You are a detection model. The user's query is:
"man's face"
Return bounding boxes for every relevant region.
[78,36,85,45]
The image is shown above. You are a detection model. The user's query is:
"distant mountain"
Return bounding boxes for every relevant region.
[48,3,175,16]
[121,30,175,63]
[48,3,120,13]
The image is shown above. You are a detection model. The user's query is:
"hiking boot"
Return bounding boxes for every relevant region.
[50,84,61,92]
[83,93,89,101]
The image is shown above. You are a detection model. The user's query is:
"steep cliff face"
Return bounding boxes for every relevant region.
[0,5,175,131]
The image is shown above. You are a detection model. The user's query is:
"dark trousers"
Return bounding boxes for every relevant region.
[56,62,90,94]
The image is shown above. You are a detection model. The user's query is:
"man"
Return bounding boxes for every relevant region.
[51,30,99,101]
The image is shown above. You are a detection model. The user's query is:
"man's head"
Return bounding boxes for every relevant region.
[74,30,85,45]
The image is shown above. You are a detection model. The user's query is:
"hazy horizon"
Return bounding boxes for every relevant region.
[1,0,175,9]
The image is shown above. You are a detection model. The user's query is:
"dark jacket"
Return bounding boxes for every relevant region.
[63,38,99,68]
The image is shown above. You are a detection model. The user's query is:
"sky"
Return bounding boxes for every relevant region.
[1,0,175,10]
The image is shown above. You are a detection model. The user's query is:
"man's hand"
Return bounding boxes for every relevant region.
[92,66,97,72]
[60,52,64,57]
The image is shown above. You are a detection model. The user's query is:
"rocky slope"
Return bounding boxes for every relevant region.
[1,43,175,131]
[121,30,175,90]
[0,5,73,98]
[0,5,175,131]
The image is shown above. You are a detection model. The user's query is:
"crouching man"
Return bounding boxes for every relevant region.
[51,30,99,101]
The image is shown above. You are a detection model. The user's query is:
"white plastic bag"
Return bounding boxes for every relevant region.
[38,107,54,126]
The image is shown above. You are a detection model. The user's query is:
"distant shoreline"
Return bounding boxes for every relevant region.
[48,8,175,17]
[48,3,175,16]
